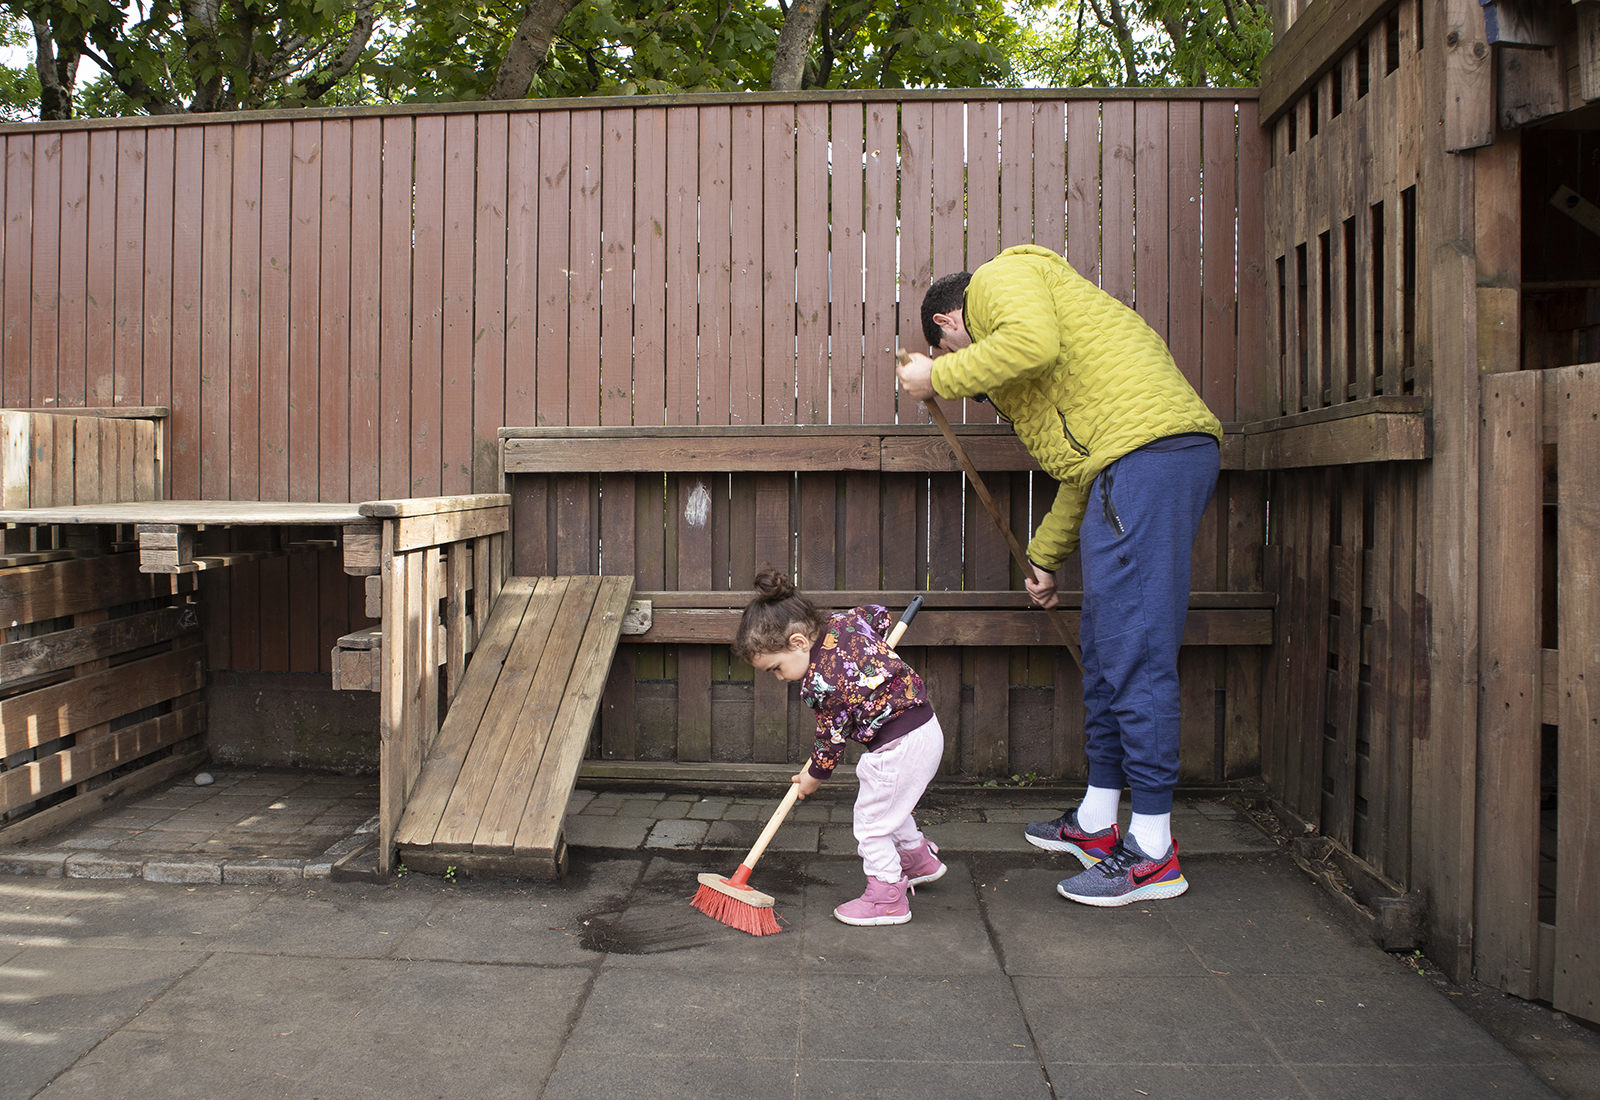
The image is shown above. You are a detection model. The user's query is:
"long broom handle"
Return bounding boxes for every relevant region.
[739,783,802,872]
[898,350,1086,674]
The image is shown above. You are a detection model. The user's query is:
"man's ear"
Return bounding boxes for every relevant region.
[933,311,957,334]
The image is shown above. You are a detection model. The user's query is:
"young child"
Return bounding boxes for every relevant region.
[732,567,946,927]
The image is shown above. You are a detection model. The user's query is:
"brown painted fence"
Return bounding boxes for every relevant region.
[0,90,1268,780]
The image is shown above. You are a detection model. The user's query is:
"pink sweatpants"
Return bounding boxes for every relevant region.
[853,715,945,883]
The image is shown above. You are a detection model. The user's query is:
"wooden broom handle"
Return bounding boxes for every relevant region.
[898,349,1086,673]
[740,783,802,871]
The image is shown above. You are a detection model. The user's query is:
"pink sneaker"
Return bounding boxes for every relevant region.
[898,838,946,886]
[833,877,912,926]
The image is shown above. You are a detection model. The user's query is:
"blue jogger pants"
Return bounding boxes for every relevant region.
[1078,438,1219,815]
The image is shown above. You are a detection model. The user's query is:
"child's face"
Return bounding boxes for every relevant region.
[750,633,812,682]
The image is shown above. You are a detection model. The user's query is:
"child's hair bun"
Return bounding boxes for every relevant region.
[752,566,795,602]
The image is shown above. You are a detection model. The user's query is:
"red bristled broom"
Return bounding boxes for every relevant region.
[691,598,924,935]
[690,783,802,935]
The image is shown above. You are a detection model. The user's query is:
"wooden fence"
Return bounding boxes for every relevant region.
[0,92,1270,777]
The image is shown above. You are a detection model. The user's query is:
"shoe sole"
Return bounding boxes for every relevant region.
[833,909,913,926]
[1024,832,1105,867]
[1055,876,1189,907]
[906,863,947,886]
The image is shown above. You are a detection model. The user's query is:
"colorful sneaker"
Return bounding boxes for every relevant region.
[898,838,946,886]
[1055,835,1188,907]
[1023,808,1121,867]
[833,877,913,926]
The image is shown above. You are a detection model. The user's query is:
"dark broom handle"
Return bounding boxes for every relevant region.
[898,350,1086,673]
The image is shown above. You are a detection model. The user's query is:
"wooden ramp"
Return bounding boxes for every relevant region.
[394,574,633,878]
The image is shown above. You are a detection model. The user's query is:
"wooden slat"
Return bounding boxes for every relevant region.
[700,106,733,427]
[0,604,198,682]
[729,103,762,426]
[411,116,446,497]
[0,640,204,757]
[1554,364,1600,1020]
[665,107,698,427]
[379,116,414,499]
[504,112,539,431]
[1474,371,1543,999]
[441,113,477,496]
[0,701,204,815]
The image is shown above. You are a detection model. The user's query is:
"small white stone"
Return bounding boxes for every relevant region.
[194,772,215,786]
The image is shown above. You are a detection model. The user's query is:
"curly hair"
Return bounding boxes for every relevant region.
[731,566,830,665]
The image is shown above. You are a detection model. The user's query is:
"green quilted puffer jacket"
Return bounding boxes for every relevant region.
[929,245,1221,569]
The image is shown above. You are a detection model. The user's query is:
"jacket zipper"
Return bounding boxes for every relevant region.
[1101,469,1126,536]
[1059,413,1091,457]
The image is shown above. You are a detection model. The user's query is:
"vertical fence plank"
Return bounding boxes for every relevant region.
[441,113,477,493]
[831,102,866,425]
[729,104,763,425]
[930,102,969,421]
[699,106,733,427]
[899,102,933,423]
[30,134,60,408]
[86,131,116,406]
[318,120,352,503]
[259,122,291,504]
[1475,371,1543,999]
[349,118,383,503]
[289,120,322,503]
[862,103,898,420]
[763,104,797,425]
[1168,103,1203,392]
[1000,102,1032,252]
[568,109,602,428]
[1033,101,1066,256]
[634,108,667,428]
[1236,98,1270,421]
[537,112,571,428]
[411,116,446,497]
[1555,364,1600,1020]
[666,107,698,426]
[504,113,539,431]
[114,130,147,407]
[1134,101,1170,342]
[379,116,413,498]
[57,134,86,411]
[473,114,507,491]
[1066,100,1100,286]
[1202,100,1239,421]
[1101,101,1135,309]
[601,108,635,429]
[1327,471,1366,844]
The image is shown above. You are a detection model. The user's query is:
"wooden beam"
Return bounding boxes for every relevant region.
[0,604,199,682]
[0,748,207,849]
[1445,0,1496,151]
[357,492,510,518]
[629,588,1277,611]
[624,607,1272,647]
[1498,46,1568,128]
[1578,2,1600,103]
[1480,0,1558,45]
[1243,411,1431,467]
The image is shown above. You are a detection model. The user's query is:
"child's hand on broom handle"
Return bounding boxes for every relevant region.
[790,769,822,801]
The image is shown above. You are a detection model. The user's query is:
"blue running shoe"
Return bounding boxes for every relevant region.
[1023,808,1120,867]
[1055,835,1188,907]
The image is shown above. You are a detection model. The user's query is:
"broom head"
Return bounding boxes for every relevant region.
[691,871,782,936]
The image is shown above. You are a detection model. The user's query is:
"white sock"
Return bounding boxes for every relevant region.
[1129,812,1172,856]
[1076,786,1122,833]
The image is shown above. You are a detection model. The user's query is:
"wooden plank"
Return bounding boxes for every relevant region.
[1475,370,1544,999]
[1498,47,1567,129]
[1202,99,1239,420]
[1579,3,1600,104]
[568,110,603,427]
[899,100,933,418]
[1034,100,1067,257]
[504,434,880,474]
[348,117,383,503]
[633,589,1275,611]
[318,119,353,503]
[379,116,413,499]
[0,748,207,850]
[751,472,790,763]
[472,112,507,493]
[0,604,199,683]
[411,115,446,497]
[504,112,539,431]
[699,105,733,426]
[832,101,867,424]
[0,551,174,623]
[1244,412,1430,467]
[441,113,477,495]
[393,577,538,847]
[84,132,116,406]
[0,701,203,815]
[474,575,603,850]
[862,101,898,423]
[257,121,292,505]
[1066,100,1101,287]
[1260,0,1390,123]
[1327,472,1366,848]
[1554,363,1600,1020]
[729,103,763,426]
[601,107,635,429]
[57,133,88,413]
[764,103,797,423]
[388,506,511,553]
[431,577,567,849]
[0,640,204,757]
[30,133,60,408]
[665,106,699,426]
[514,575,634,855]
[1169,101,1204,393]
[1444,0,1495,151]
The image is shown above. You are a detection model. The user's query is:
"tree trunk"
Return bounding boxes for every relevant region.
[486,0,584,100]
[770,0,824,91]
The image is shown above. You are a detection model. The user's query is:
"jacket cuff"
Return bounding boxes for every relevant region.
[807,760,835,780]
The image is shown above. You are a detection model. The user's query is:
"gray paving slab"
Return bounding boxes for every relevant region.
[210,880,442,958]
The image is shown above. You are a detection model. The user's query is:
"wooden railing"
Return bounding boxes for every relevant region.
[340,494,510,875]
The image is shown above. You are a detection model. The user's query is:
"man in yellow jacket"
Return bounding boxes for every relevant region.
[897,244,1221,907]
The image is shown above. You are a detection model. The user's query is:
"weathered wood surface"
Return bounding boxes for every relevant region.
[0,500,364,525]
[394,574,632,877]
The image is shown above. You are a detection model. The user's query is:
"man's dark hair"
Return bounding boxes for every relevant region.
[922,272,972,347]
